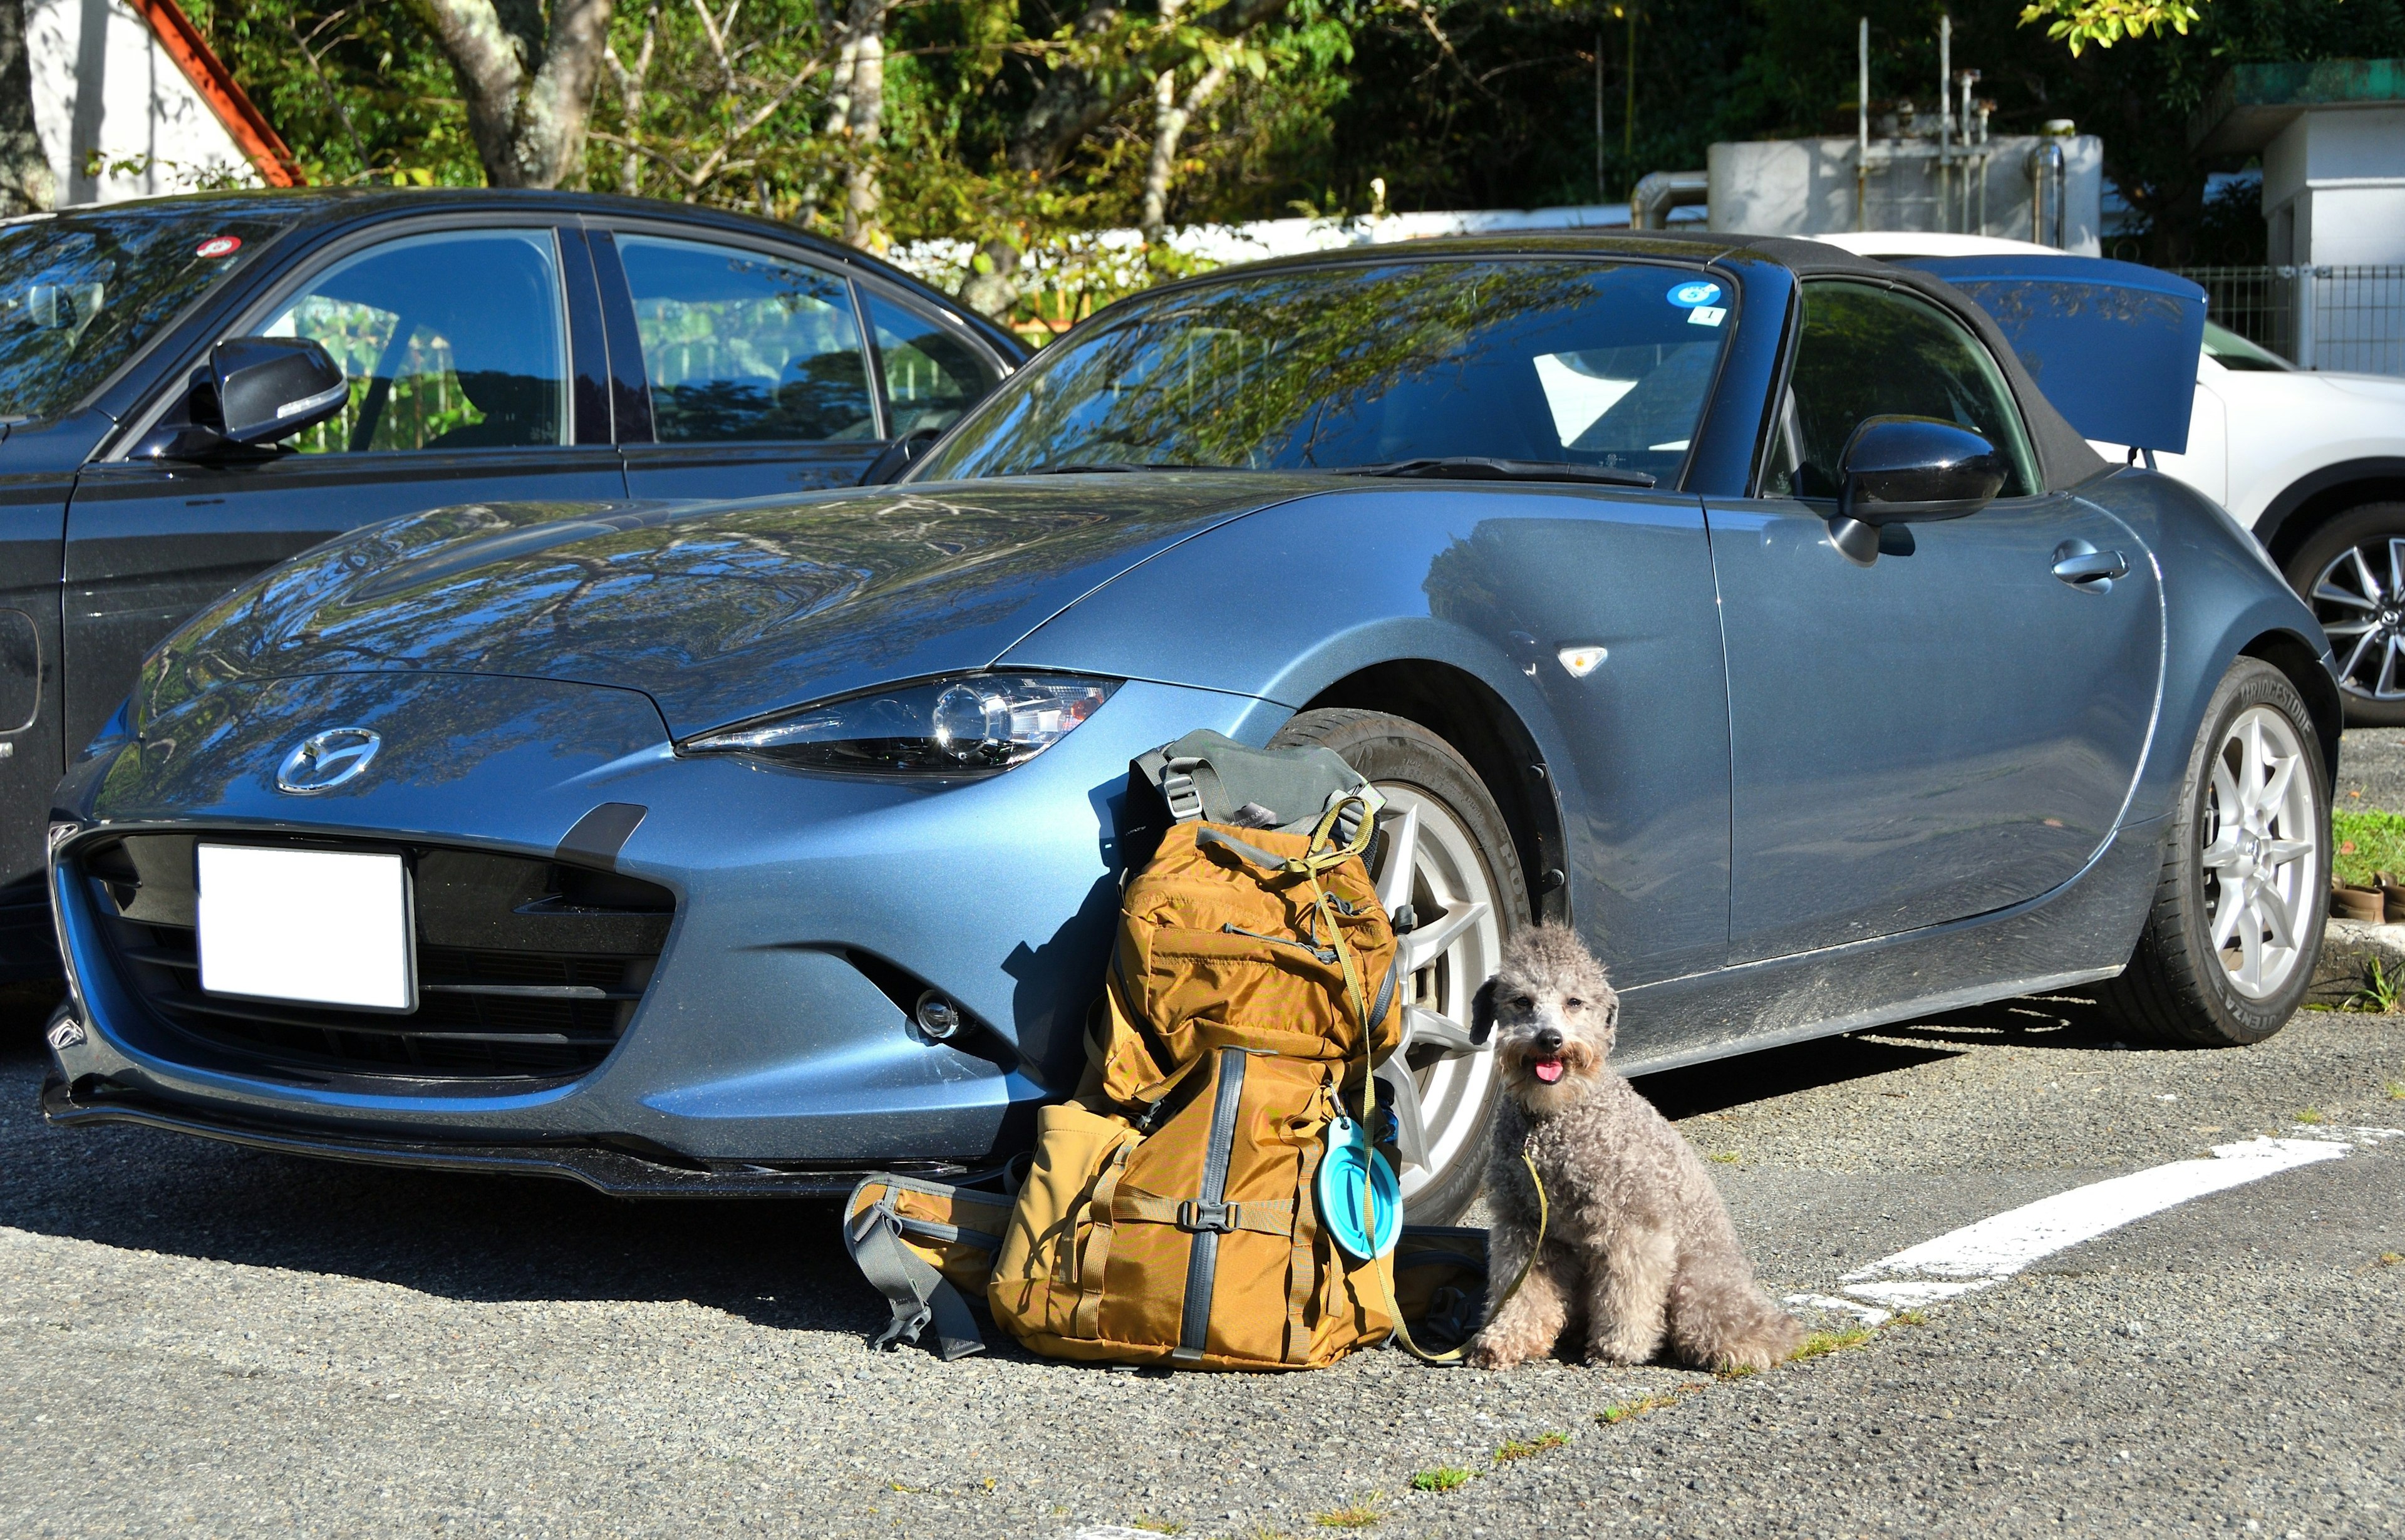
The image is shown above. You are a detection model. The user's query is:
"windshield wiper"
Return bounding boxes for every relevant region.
[1023,461,1233,475]
[1340,457,1657,488]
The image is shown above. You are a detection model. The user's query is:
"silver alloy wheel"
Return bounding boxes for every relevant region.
[1367,784,1504,1201]
[2201,705,2320,1000]
[2309,539,2405,700]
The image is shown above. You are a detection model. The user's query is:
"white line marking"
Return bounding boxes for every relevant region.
[1835,1137,2356,1311]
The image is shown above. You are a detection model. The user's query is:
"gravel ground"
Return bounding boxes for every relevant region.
[3,989,2401,1539]
[2337,727,2405,814]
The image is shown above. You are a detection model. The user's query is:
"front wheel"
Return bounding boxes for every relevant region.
[2095,658,2328,1046]
[1268,708,1532,1224]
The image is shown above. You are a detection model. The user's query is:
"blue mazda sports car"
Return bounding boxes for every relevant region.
[40,233,2338,1223]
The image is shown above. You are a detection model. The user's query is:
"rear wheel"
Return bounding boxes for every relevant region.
[2283,502,2405,726]
[2096,658,2327,1046]
[1268,708,1532,1224]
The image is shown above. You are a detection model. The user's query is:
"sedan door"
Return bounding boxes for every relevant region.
[596,230,1001,500]
[1705,279,2164,963]
[61,221,624,750]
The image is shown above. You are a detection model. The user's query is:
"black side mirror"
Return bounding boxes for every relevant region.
[130,337,348,461]
[1828,416,2007,565]
[212,337,349,445]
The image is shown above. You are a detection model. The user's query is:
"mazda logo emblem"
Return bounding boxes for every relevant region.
[276,728,381,794]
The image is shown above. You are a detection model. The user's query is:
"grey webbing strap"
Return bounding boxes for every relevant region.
[844,1195,988,1362]
[1172,1046,1250,1365]
[1194,826,1293,871]
[1369,956,1399,1041]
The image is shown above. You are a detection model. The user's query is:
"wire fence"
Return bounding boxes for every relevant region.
[2177,265,2405,376]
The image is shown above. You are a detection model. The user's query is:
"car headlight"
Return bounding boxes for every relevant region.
[683,673,1119,773]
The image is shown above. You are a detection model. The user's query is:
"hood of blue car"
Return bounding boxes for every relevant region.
[132,475,1308,739]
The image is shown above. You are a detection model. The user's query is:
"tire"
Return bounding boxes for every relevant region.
[2282,502,2405,727]
[1268,708,1533,1223]
[2095,658,2328,1046]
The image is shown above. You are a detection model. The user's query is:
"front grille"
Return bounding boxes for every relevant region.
[80,834,675,1089]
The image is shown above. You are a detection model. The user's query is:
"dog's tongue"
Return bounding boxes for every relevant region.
[1533,1058,1565,1084]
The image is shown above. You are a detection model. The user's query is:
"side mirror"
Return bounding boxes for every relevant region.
[211,337,349,445]
[1827,416,2007,565]
[130,337,348,461]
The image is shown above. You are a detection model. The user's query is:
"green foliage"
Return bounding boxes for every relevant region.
[2333,811,2405,890]
[1408,1467,1473,1492]
[180,0,2405,296]
[2018,0,2201,56]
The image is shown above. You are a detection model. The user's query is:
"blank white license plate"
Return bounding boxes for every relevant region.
[196,845,415,1011]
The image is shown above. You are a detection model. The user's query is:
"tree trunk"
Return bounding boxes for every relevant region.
[0,0,55,214]
[404,0,616,189]
[602,4,656,196]
[1008,0,1288,176]
[822,0,891,248]
[1140,58,1227,240]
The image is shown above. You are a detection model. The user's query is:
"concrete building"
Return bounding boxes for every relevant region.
[2192,59,2405,267]
[21,0,299,205]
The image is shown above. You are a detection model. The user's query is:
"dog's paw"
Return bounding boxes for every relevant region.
[1584,1335,1660,1368]
[1464,1335,1523,1372]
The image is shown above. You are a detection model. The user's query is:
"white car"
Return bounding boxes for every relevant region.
[1816,232,2405,725]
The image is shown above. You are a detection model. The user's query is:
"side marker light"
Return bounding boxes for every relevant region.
[1558,645,1608,678]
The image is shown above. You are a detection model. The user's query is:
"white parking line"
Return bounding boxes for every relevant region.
[1797,1127,2402,1323]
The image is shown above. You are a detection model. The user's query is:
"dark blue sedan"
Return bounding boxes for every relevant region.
[40,234,2337,1224]
[0,189,1025,978]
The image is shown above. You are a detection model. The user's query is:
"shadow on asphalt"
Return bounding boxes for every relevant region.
[0,988,2141,1330]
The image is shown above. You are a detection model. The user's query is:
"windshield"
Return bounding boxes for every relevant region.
[914,258,1734,484]
[2201,320,2292,373]
[0,209,289,421]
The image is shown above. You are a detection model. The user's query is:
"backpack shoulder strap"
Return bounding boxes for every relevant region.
[842,1178,989,1362]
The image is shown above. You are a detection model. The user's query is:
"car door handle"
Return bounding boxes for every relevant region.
[2052,542,2128,591]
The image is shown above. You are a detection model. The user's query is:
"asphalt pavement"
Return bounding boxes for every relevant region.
[3,983,2399,1539]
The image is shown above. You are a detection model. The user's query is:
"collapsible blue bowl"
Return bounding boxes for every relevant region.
[1316,1115,1402,1260]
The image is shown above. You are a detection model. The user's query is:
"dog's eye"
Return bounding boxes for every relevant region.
[1565,998,1585,1011]
[1512,995,1534,1011]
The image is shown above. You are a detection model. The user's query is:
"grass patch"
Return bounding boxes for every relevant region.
[2332,810,2405,887]
[2348,959,2404,1013]
[1705,1151,1740,1165]
[1492,1432,1570,1462]
[1790,1323,1876,1363]
[1596,1385,1707,1425]
[2297,1107,2326,1125]
[1888,1309,1930,1326]
[1409,1467,1474,1492]
[1130,1519,1184,1535]
[2386,1081,2405,1101]
[1311,1493,1385,1529]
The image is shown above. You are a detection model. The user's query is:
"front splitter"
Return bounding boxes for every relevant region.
[39,1075,995,1199]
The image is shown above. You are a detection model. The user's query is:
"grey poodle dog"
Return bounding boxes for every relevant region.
[1465,925,1806,1373]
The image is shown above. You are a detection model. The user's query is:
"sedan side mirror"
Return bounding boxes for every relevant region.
[1827,416,2008,566]
[130,336,349,461]
[212,337,349,445]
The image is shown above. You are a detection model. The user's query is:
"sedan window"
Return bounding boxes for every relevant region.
[0,209,291,423]
[1771,281,2035,499]
[618,236,876,443]
[913,259,1733,483]
[866,289,1000,437]
[257,229,571,453]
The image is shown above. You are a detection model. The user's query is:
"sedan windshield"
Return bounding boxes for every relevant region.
[914,258,1734,485]
[0,209,291,422]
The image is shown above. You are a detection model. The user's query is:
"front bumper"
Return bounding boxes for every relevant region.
[46,669,1280,1171]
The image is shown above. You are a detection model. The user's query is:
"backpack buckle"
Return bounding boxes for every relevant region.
[1179,1199,1236,1234]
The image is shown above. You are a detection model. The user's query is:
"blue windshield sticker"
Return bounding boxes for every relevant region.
[1667,280,1723,309]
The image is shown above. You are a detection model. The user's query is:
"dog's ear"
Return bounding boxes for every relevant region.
[1470,977,1499,1046]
